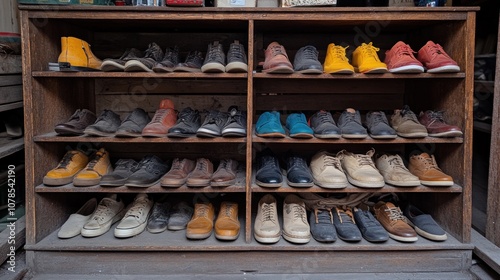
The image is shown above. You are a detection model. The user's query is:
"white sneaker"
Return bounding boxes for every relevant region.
[81,194,125,238]
[337,148,385,188]
[114,193,153,238]
[58,198,97,239]
[254,194,280,244]
[376,154,420,187]
[310,150,348,189]
[282,194,310,244]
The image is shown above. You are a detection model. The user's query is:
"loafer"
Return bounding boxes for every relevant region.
[115,108,151,138]
[309,208,337,243]
[353,207,389,243]
[255,149,282,188]
[255,111,286,138]
[58,198,97,239]
[285,113,313,138]
[285,153,313,187]
[333,206,362,242]
[404,204,447,241]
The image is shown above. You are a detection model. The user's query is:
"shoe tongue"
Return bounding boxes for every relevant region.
[346,108,356,113]
[159,99,174,109]
[385,202,396,208]
[420,152,431,158]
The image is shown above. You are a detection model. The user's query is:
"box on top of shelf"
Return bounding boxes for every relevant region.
[388,0,414,6]
[17,0,111,5]
[282,0,335,7]
[215,0,256,7]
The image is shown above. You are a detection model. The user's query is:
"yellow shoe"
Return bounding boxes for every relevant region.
[323,43,354,74]
[352,42,388,74]
[73,148,113,187]
[43,150,89,186]
[58,36,102,71]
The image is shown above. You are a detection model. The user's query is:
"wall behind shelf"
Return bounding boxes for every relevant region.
[0,0,20,33]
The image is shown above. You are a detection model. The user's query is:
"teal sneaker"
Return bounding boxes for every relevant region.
[255,111,286,138]
[286,113,314,138]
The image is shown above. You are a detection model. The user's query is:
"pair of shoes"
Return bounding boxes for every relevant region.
[147,200,194,233]
[122,42,165,72]
[255,149,313,188]
[255,111,313,138]
[201,40,248,73]
[101,48,144,72]
[325,42,388,74]
[261,42,324,74]
[186,201,240,241]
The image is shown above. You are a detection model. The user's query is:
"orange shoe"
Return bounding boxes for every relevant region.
[214,201,240,240]
[43,150,89,186]
[142,99,177,137]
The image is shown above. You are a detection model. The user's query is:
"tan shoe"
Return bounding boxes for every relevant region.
[254,194,281,244]
[373,201,417,242]
[58,36,102,71]
[186,158,213,187]
[161,158,196,187]
[186,202,214,239]
[376,154,420,187]
[73,148,113,187]
[390,105,428,138]
[214,201,240,240]
[310,151,348,189]
[261,42,294,74]
[408,153,453,186]
[211,159,238,187]
[43,150,89,186]
[282,194,310,244]
[337,149,384,188]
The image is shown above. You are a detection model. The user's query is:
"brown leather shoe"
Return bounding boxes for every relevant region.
[142,99,177,137]
[408,153,453,186]
[186,158,213,187]
[54,109,96,136]
[261,42,294,74]
[418,110,463,138]
[186,202,214,239]
[160,158,195,187]
[373,201,417,242]
[211,159,238,187]
[214,201,240,240]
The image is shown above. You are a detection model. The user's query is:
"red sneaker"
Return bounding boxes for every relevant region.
[384,41,424,73]
[417,41,460,73]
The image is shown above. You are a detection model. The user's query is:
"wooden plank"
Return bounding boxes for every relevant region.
[0,75,22,87]
[0,138,24,159]
[0,101,23,113]
[252,134,464,144]
[0,55,22,75]
[0,85,22,104]
[246,19,255,243]
[251,183,464,193]
[472,229,500,275]
[0,215,26,265]
[0,0,20,33]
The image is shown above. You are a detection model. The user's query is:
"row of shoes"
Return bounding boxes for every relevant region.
[261,40,459,74]
[256,106,463,139]
[42,148,240,188]
[54,100,246,138]
[255,149,454,189]
[253,194,447,244]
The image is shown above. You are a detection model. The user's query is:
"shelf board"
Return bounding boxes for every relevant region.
[474,80,495,93]
[473,121,492,133]
[0,137,24,159]
[32,71,248,79]
[253,72,466,79]
[252,134,464,144]
[0,101,23,113]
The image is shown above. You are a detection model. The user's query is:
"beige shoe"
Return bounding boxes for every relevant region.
[376,154,420,187]
[408,153,454,186]
[114,193,154,238]
[73,148,113,187]
[58,198,97,239]
[254,194,281,244]
[282,194,310,244]
[81,194,125,238]
[391,105,428,138]
[337,149,385,188]
[310,150,348,189]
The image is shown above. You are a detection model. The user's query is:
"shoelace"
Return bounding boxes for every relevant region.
[203,111,225,126]
[223,203,235,217]
[86,152,104,170]
[219,159,231,171]
[194,204,210,218]
[428,43,452,59]
[207,45,224,61]
[176,109,197,124]
[95,110,112,122]
[261,156,278,168]
[384,206,406,225]
[144,43,163,61]
[196,159,208,172]
[341,112,361,125]
[162,47,178,62]
[185,51,202,64]
[315,111,334,124]
[226,108,245,125]
[92,199,115,223]
[388,156,407,171]
[300,46,318,60]
[314,208,333,224]
[395,43,416,58]
[360,43,381,61]
[270,45,287,58]
[67,110,82,122]
[335,207,355,224]
[420,155,443,171]
[323,155,343,171]
[400,107,420,123]
[170,159,183,170]
[368,112,388,127]
[150,205,168,221]
[228,44,244,60]
[331,45,349,61]
[261,203,276,223]
[289,156,308,168]
[115,159,138,171]
[128,199,149,219]
[426,111,446,126]
[151,109,169,123]
[292,205,307,224]
[355,155,376,168]
[57,151,76,169]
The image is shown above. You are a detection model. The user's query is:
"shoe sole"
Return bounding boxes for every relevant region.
[341,133,368,139]
[347,175,385,188]
[385,179,421,187]
[173,66,201,73]
[100,61,125,72]
[142,133,168,137]
[429,131,463,137]
[54,127,84,136]
[167,132,194,138]
[325,69,354,74]
[263,66,294,74]
[255,132,286,138]
[115,131,142,137]
[43,175,75,186]
[282,231,310,244]
[287,179,313,188]
[254,232,281,244]
[314,133,341,139]
[289,133,314,139]
[211,179,236,187]
[359,67,388,74]
[147,226,168,234]
[215,232,240,241]
[114,221,148,238]
[256,180,282,188]
[84,127,116,137]
[81,209,125,238]
[388,232,418,242]
[313,179,348,189]
[186,179,211,187]
[407,220,448,241]
[160,179,186,188]
[225,62,248,73]
[196,128,221,137]
[420,180,454,187]
[389,65,424,73]
[99,180,127,187]
[222,128,246,137]
[186,231,212,239]
[152,66,175,73]
[296,68,323,74]
[125,178,161,188]
[168,224,187,231]
[426,65,460,73]
[124,61,153,72]
[396,132,428,138]
[201,62,225,73]
[370,134,398,139]
[73,177,101,187]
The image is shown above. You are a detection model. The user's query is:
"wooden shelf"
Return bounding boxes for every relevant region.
[0,137,24,159]
[253,72,466,79]
[32,71,248,79]
[252,134,464,144]
[0,101,23,113]
[473,121,492,133]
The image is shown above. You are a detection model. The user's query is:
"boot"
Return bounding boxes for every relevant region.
[58,36,102,71]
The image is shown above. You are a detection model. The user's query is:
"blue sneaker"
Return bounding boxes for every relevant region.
[255,111,286,138]
[286,113,313,138]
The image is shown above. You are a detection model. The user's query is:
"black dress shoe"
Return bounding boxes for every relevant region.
[353,207,389,243]
[125,155,170,188]
[286,154,313,187]
[167,107,201,138]
[54,109,96,136]
[309,209,337,243]
[255,149,282,188]
[100,159,139,187]
[333,206,362,242]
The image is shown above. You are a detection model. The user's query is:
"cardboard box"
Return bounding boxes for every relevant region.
[18,0,110,5]
[257,0,278,6]
[388,0,414,6]
[215,0,256,7]
[282,0,336,7]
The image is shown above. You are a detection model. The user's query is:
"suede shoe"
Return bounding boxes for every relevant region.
[84,109,121,137]
[408,152,453,186]
[142,99,177,137]
[196,110,228,137]
[293,45,323,74]
[43,150,89,186]
[283,194,310,244]
[115,193,154,238]
[323,43,354,74]
[337,108,368,139]
[384,41,424,73]
[186,158,213,187]
[124,42,163,72]
[81,194,125,238]
[310,150,348,189]
[167,107,201,138]
[376,154,420,187]
[404,204,447,241]
[373,201,417,242]
[125,155,170,188]
[417,41,460,73]
[254,194,281,244]
[174,51,204,72]
[391,105,428,138]
[308,110,341,139]
[337,149,385,188]
[418,110,463,137]
[261,42,294,74]
[215,201,240,240]
[353,207,389,243]
[100,159,139,187]
[201,41,226,73]
[225,40,248,73]
[168,201,194,231]
[186,202,215,239]
[101,48,144,72]
[309,208,337,243]
[211,159,238,187]
[221,106,246,137]
[285,154,314,188]
[152,46,179,73]
[286,113,314,138]
[333,206,362,242]
[255,149,282,188]
[115,108,151,137]
[365,111,397,139]
[147,201,171,234]
[54,109,96,136]
[255,111,286,138]
[352,42,388,74]
[161,158,196,187]
[73,148,113,187]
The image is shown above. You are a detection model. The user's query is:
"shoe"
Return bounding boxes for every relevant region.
[225,40,248,73]
[100,159,139,187]
[168,201,194,231]
[161,158,196,187]
[211,159,238,187]
[353,207,389,243]
[408,153,453,186]
[54,109,96,136]
[101,48,144,72]
[373,201,418,242]
[81,194,125,238]
[167,107,201,138]
[337,108,368,139]
[285,113,314,138]
[308,110,341,139]
[293,45,323,74]
[125,155,170,188]
[352,42,388,73]
[375,154,420,187]
[73,148,113,187]
[186,158,214,187]
[337,149,385,188]
[418,110,463,137]
[255,149,282,188]
[43,150,89,186]
[255,111,286,138]
[333,206,362,242]
[404,204,447,241]
[417,41,460,73]
[221,106,247,137]
[254,194,281,244]
[115,108,151,137]
[115,193,154,238]
[58,198,97,239]
[142,99,177,137]
[124,42,164,72]
[384,41,424,73]
[201,41,226,73]
[285,154,314,187]
[310,150,348,189]
[323,43,354,74]
[365,111,397,139]
[57,36,102,71]
[390,105,428,138]
[152,46,180,73]
[196,110,228,137]
[215,201,240,240]
[186,202,215,239]
[173,51,204,72]
[261,42,294,74]
[282,194,310,244]
[147,201,171,234]
[84,109,122,137]
[309,208,337,243]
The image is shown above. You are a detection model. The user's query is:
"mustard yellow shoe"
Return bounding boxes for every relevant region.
[43,150,89,186]
[352,42,388,74]
[323,43,354,74]
[73,148,113,187]
[58,36,102,71]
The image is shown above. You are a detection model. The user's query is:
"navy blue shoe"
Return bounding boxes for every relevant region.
[255,149,283,188]
[309,209,337,243]
[337,108,368,139]
[286,113,313,138]
[353,207,389,242]
[309,110,341,139]
[255,111,286,138]
[285,154,313,187]
[333,206,362,242]
[404,204,447,241]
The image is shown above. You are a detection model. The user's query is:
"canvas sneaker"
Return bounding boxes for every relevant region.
[196,110,228,137]
[115,193,154,238]
[221,106,247,137]
[323,43,354,74]
[201,41,226,73]
[124,42,164,72]
[152,46,180,73]
[81,194,125,238]
[174,51,204,72]
[225,40,248,73]
[352,42,388,73]
[417,41,460,73]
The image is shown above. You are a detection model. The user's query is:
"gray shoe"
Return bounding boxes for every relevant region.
[124,42,164,72]
[293,45,323,74]
[225,40,248,73]
[101,48,144,72]
[309,209,337,243]
[174,51,204,72]
[84,109,122,137]
[353,207,389,243]
[147,201,171,234]
[152,46,179,73]
[100,159,139,187]
[221,106,246,137]
[201,41,226,73]
[333,206,362,242]
[337,108,368,139]
[167,107,201,138]
[115,108,151,137]
[124,155,170,188]
[365,111,397,139]
[168,201,194,230]
[196,110,228,137]
[309,110,341,139]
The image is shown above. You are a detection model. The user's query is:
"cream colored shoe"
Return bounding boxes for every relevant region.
[81,194,125,238]
[114,193,154,238]
[310,150,348,189]
[58,198,97,239]
[376,154,421,187]
[282,194,310,244]
[254,194,281,244]
[337,148,385,188]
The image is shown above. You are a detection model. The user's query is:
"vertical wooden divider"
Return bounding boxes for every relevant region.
[245,19,255,243]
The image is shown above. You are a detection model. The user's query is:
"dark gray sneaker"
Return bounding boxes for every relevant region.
[353,207,389,243]
[101,48,144,72]
[54,109,96,136]
[147,201,171,234]
[125,155,170,188]
[152,46,180,73]
[337,108,368,139]
[100,159,139,187]
[196,110,228,138]
[115,108,151,138]
[221,106,247,137]
[124,42,164,72]
[309,110,341,139]
[225,40,248,73]
[167,107,201,138]
[174,51,204,72]
[365,111,397,139]
[293,45,323,74]
[404,204,447,241]
[168,201,194,230]
[84,109,122,137]
[201,41,226,73]
[333,206,362,242]
[309,209,337,243]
